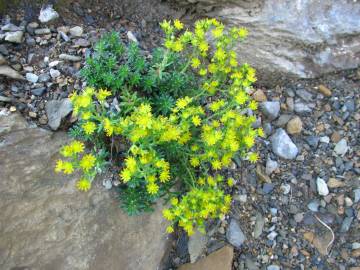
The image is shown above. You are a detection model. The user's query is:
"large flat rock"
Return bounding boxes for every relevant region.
[0,112,170,270]
[175,0,360,85]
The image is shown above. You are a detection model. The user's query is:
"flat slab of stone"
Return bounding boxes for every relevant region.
[0,112,170,270]
[179,245,234,270]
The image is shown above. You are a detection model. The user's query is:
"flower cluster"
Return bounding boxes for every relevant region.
[55,140,98,191]
[56,18,260,235]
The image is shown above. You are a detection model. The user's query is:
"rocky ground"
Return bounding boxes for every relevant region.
[1,3,359,270]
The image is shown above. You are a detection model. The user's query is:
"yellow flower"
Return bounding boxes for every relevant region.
[176,96,192,109]
[160,20,173,34]
[147,182,159,195]
[82,121,96,135]
[172,40,183,52]
[235,90,248,105]
[171,197,179,206]
[62,162,74,174]
[208,63,217,74]
[211,160,222,170]
[147,175,156,183]
[164,39,173,49]
[257,127,265,137]
[55,159,63,173]
[76,178,91,191]
[77,95,92,108]
[198,177,205,185]
[120,168,132,183]
[212,26,223,38]
[83,87,95,96]
[103,118,114,136]
[249,100,258,110]
[199,68,207,76]
[227,177,234,187]
[81,111,92,120]
[96,89,111,102]
[191,58,201,69]
[214,48,226,61]
[238,27,248,38]
[163,209,174,221]
[244,135,255,148]
[80,154,96,172]
[71,140,85,154]
[159,170,170,182]
[248,152,259,163]
[166,226,174,233]
[192,115,201,126]
[61,145,73,157]
[125,156,137,173]
[174,19,184,30]
[198,41,209,53]
[190,157,200,167]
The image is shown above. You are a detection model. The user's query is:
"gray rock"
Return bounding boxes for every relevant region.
[305,136,320,149]
[1,23,22,32]
[294,102,312,114]
[31,87,46,96]
[226,219,246,248]
[319,136,330,144]
[266,264,280,270]
[307,200,320,212]
[188,231,208,263]
[127,31,139,43]
[340,217,353,233]
[38,73,50,83]
[263,183,274,194]
[59,54,82,62]
[172,0,360,86]
[267,266,280,270]
[4,31,23,43]
[265,158,278,175]
[296,89,313,102]
[344,99,355,112]
[0,113,170,270]
[70,26,83,37]
[0,54,6,65]
[50,68,61,79]
[39,5,59,23]
[316,177,329,196]
[75,38,90,47]
[280,183,291,195]
[59,31,70,42]
[334,138,348,156]
[0,66,24,80]
[253,212,265,239]
[267,231,278,241]
[26,73,39,83]
[353,189,360,203]
[270,128,298,159]
[34,28,51,35]
[45,98,73,130]
[260,101,280,120]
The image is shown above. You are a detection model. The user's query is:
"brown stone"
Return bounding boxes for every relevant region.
[256,164,271,183]
[286,116,303,134]
[333,114,344,126]
[351,249,360,258]
[317,84,332,97]
[303,231,315,243]
[324,103,332,112]
[252,89,267,102]
[349,268,360,270]
[0,113,170,270]
[179,246,234,270]
[331,131,341,143]
[327,178,346,188]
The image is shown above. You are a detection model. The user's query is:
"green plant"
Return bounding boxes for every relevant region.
[56,18,261,235]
